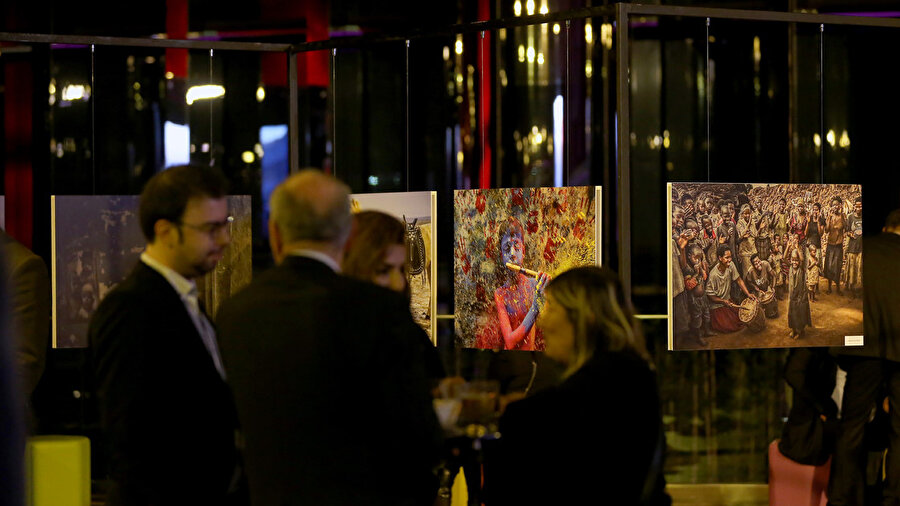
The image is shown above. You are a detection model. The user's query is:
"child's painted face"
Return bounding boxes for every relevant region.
[501,232,525,266]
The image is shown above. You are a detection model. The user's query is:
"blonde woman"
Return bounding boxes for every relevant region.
[486,266,670,505]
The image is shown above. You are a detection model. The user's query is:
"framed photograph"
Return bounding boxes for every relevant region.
[350,191,437,344]
[667,183,863,351]
[51,195,252,348]
[454,186,601,350]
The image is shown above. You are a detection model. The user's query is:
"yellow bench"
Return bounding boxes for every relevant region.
[25,435,90,506]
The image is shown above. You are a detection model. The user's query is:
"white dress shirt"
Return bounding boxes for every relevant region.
[140,252,226,379]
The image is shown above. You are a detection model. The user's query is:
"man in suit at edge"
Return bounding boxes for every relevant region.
[828,209,900,506]
[216,169,441,506]
[0,228,50,432]
[89,165,245,506]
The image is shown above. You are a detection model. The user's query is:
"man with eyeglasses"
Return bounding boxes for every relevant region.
[89,164,246,506]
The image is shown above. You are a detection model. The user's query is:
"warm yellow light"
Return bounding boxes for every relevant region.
[256,86,266,102]
[533,132,543,144]
[518,45,526,62]
[254,143,264,158]
[585,60,593,78]
[585,23,593,44]
[539,5,549,15]
[526,46,535,63]
[537,53,544,65]
[165,71,174,80]
[839,130,850,148]
[553,23,560,35]
[513,0,522,16]
[241,151,255,163]
[457,151,464,164]
[48,82,56,94]
[663,130,671,149]
[443,46,450,61]
[455,39,463,55]
[753,36,761,65]
[601,23,613,50]
[813,133,821,148]
[456,73,463,84]
[526,0,535,16]
[826,129,836,147]
[61,84,87,101]
[185,84,225,105]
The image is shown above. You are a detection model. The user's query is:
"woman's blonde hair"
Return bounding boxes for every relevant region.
[545,266,649,376]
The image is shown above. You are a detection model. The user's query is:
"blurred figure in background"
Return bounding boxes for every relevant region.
[0,248,25,506]
[486,266,670,505]
[0,228,50,432]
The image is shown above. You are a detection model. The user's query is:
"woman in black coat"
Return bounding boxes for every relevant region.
[484,266,671,506]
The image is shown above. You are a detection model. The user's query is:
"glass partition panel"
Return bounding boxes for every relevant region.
[333,41,407,194]
[497,21,563,188]
[791,23,824,183]
[708,20,790,183]
[92,45,167,194]
[627,15,709,316]
[48,44,94,196]
[822,24,900,229]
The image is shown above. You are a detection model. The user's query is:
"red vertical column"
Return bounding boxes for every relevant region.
[477,0,492,189]
[4,61,34,247]
[166,0,189,79]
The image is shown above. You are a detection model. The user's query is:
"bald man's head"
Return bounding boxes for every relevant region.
[269,169,352,246]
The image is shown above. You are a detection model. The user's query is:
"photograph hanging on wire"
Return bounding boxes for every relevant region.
[350,191,437,344]
[51,195,252,348]
[667,182,863,351]
[454,186,601,350]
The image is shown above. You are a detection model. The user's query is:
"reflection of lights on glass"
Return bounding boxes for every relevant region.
[553,23,560,35]
[186,84,225,105]
[650,135,663,149]
[813,133,821,147]
[49,95,56,106]
[241,151,255,164]
[165,71,174,80]
[839,130,850,148]
[500,69,508,87]
[48,82,56,94]
[516,140,523,151]
[539,5,548,15]
[753,36,761,65]
[513,0,521,16]
[523,153,529,165]
[145,56,156,64]
[499,29,506,41]
[254,143,264,158]
[826,129,836,147]
[61,84,89,101]
[256,86,266,102]
[585,60,593,78]
[457,151,464,164]
[601,23,613,50]
[56,143,64,158]
[201,143,210,153]
[518,45,526,62]
[455,39,463,55]
[585,22,593,44]
[443,46,450,60]
[533,131,543,144]
[526,46,535,63]
[663,130,671,149]
[537,53,544,65]
[456,73,463,84]
[133,82,141,91]
[368,176,380,186]
[526,0,535,16]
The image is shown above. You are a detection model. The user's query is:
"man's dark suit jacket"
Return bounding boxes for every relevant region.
[840,232,900,363]
[0,229,50,399]
[89,262,240,506]
[216,255,441,506]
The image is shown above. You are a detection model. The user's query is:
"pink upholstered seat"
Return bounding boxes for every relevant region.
[768,439,830,506]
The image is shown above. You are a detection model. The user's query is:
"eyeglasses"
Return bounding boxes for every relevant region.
[176,216,234,238]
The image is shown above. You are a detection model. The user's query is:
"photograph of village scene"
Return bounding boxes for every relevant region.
[668,183,863,351]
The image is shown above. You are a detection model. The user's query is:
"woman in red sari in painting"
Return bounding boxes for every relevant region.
[476,217,550,351]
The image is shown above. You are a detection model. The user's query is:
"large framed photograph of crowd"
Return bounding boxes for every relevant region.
[667,183,864,351]
[349,191,437,344]
[454,186,601,350]
[51,195,252,348]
